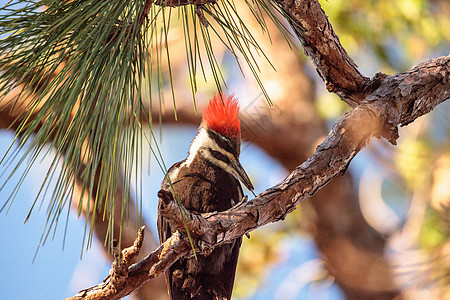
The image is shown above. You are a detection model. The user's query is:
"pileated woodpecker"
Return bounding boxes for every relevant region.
[157,94,254,300]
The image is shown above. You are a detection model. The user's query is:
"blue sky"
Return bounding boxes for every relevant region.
[0,131,110,299]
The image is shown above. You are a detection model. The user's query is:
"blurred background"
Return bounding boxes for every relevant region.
[0,0,449,299]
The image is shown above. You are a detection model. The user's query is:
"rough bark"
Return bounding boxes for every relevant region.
[65,55,449,299]
[271,0,370,107]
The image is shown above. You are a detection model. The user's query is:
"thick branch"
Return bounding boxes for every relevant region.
[366,56,450,128]
[71,55,449,299]
[160,104,380,241]
[271,0,369,106]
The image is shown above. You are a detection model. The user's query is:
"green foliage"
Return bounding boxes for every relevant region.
[319,0,450,72]
[0,0,290,252]
[316,92,349,121]
[419,207,447,249]
[1,0,152,253]
[396,138,432,189]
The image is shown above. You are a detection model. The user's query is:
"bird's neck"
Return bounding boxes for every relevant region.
[183,127,240,174]
[184,127,211,167]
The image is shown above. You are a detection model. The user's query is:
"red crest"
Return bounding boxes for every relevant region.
[202,93,241,139]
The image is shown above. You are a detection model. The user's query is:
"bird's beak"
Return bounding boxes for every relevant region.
[230,159,254,191]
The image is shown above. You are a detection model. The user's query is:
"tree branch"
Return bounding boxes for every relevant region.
[66,231,189,300]
[69,56,449,299]
[158,104,381,241]
[271,0,370,107]
[69,227,149,300]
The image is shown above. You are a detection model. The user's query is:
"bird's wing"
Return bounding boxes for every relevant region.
[157,161,184,242]
[223,237,243,299]
[223,181,245,299]
[157,161,184,299]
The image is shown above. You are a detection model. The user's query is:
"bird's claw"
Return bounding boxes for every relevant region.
[158,189,174,205]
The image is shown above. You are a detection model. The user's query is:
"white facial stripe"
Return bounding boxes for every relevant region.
[183,127,237,168]
[168,167,180,182]
[200,148,240,180]
[183,127,210,167]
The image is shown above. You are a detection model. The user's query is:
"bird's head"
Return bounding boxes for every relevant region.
[202,93,241,150]
[187,93,254,191]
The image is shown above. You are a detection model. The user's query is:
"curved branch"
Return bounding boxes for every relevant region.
[67,231,189,300]
[68,56,449,299]
[271,0,370,106]
[159,104,380,240]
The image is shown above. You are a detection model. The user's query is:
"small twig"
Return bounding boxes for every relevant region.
[66,226,146,300]
[154,0,217,7]
[147,231,190,279]
[195,5,209,27]
[110,227,145,285]
[139,0,154,27]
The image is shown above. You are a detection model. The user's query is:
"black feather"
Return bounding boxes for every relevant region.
[157,155,244,300]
